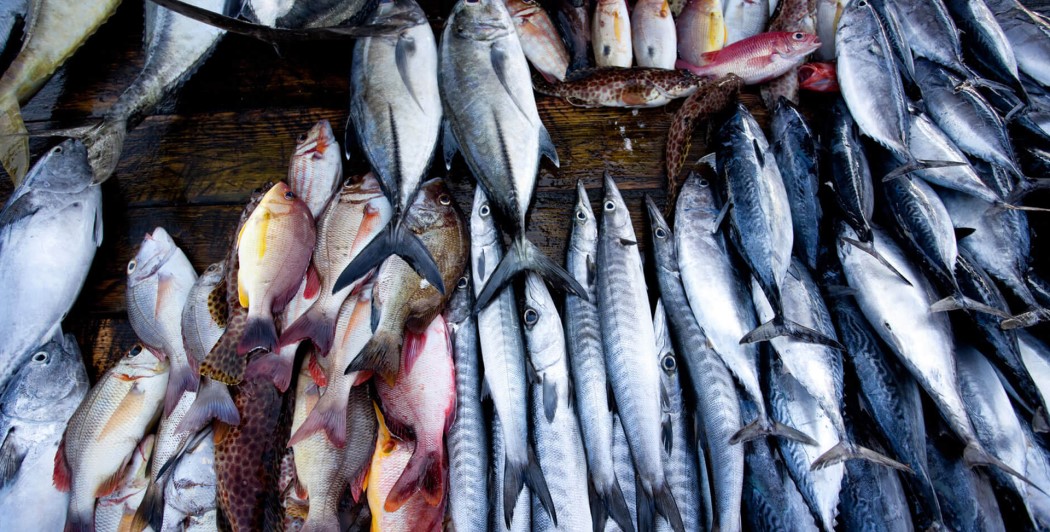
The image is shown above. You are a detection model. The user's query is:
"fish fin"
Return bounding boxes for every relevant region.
[620,238,638,246]
[542,374,558,422]
[953,227,976,241]
[840,236,913,286]
[279,306,336,357]
[386,447,446,511]
[289,386,348,448]
[883,158,968,180]
[163,360,200,418]
[395,33,422,110]
[963,444,1048,495]
[653,483,686,532]
[712,199,731,235]
[526,443,558,526]
[822,284,857,299]
[539,124,559,167]
[403,329,428,375]
[1033,409,1050,434]
[64,512,94,532]
[236,316,278,356]
[993,202,1050,214]
[53,439,70,492]
[96,454,134,497]
[810,442,912,472]
[0,94,29,184]
[175,378,240,433]
[637,477,653,532]
[605,477,635,532]
[243,345,298,392]
[345,329,401,383]
[155,271,176,319]
[1001,308,1050,330]
[442,120,458,170]
[199,328,247,385]
[99,387,147,440]
[474,236,586,313]
[728,417,817,445]
[662,413,673,456]
[0,430,25,489]
[303,264,321,299]
[589,480,608,532]
[929,295,1010,319]
[491,42,532,123]
[333,222,444,295]
[131,475,166,532]
[752,139,765,167]
[740,316,844,349]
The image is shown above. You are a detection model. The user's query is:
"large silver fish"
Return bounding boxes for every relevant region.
[886,0,966,74]
[161,431,217,531]
[0,139,101,394]
[985,0,1050,86]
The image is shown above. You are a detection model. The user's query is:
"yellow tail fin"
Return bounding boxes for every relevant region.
[0,94,28,184]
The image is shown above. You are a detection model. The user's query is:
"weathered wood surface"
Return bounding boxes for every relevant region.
[0,0,1047,378]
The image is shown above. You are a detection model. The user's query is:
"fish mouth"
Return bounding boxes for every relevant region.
[455,20,511,39]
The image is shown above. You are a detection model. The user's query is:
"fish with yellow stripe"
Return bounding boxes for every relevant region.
[677,0,726,64]
[593,0,632,67]
[367,405,446,532]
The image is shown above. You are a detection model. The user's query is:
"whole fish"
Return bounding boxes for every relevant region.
[367,407,445,532]
[235,181,316,355]
[161,431,217,531]
[925,420,1007,532]
[838,424,914,532]
[54,344,168,531]
[524,273,593,531]
[491,415,532,532]
[943,0,1024,100]
[771,98,821,271]
[126,227,199,416]
[533,67,703,107]
[723,0,769,44]
[0,332,88,532]
[647,197,745,531]
[440,0,580,311]
[676,31,821,85]
[592,0,632,66]
[0,0,26,60]
[279,173,392,357]
[676,0,726,64]
[797,61,837,91]
[505,0,571,80]
[887,0,966,74]
[664,75,743,198]
[0,0,121,183]
[347,178,467,380]
[631,0,676,68]
[650,301,702,532]
[82,0,229,182]
[598,174,683,532]
[549,0,591,73]
[0,139,101,393]
[985,0,1050,86]
[444,271,489,532]
[374,314,456,510]
[760,0,817,107]
[94,435,154,532]
[564,182,631,532]
[813,0,845,60]
[288,120,343,220]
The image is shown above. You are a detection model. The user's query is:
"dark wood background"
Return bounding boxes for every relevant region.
[0,0,1047,378]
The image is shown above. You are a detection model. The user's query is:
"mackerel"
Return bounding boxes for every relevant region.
[771,98,822,271]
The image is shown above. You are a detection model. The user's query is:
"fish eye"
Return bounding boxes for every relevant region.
[655,227,667,239]
[53,145,63,155]
[129,345,143,358]
[439,194,452,206]
[32,351,48,363]
[575,209,587,221]
[604,200,615,211]
[297,133,308,143]
[698,179,709,188]
[793,32,804,40]
[127,259,137,274]
[523,308,539,327]
[661,352,676,372]
[857,0,866,5]
[457,276,468,289]
[480,204,490,217]
[284,191,296,200]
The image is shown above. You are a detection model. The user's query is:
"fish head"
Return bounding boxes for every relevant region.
[644,194,676,266]
[1,332,89,421]
[199,261,227,290]
[569,180,598,252]
[21,139,93,194]
[112,344,169,380]
[798,62,839,92]
[600,172,633,232]
[651,300,680,395]
[291,119,340,174]
[676,170,722,232]
[470,186,501,247]
[369,0,428,29]
[521,274,561,370]
[448,0,515,41]
[444,270,474,328]
[128,227,179,288]
[409,178,463,233]
[774,31,821,62]
[259,181,307,218]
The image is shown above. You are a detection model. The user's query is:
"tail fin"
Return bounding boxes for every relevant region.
[175,378,240,433]
[63,509,94,532]
[589,480,608,532]
[131,475,166,532]
[637,477,652,532]
[475,236,586,313]
[840,236,913,286]
[532,74,559,96]
[1001,308,1050,329]
[810,441,912,473]
[652,483,686,532]
[236,315,277,356]
[740,315,844,349]
[963,443,1047,495]
[0,95,29,184]
[345,329,401,382]
[729,416,817,445]
[199,324,247,384]
[502,445,557,527]
[244,343,298,392]
[332,222,444,295]
[163,360,200,418]
[288,382,349,448]
[385,447,446,511]
[602,477,635,532]
[299,514,341,532]
[929,295,1011,319]
[882,158,968,180]
[279,306,337,357]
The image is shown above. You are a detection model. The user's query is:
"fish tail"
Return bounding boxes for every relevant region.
[299,514,341,532]
[728,416,817,445]
[163,360,200,418]
[243,343,298,392]
[199,327,247,384]
[588,480,608,532]
[474,236,586,313]
[882,158,968,180]
[653,482,686,532]
[603,476,635,532]
[333,221,444,294]
[288,384,349,448]
[345,329,401,382]
[739,314,844,349]
[278,306,336,357]
[175,378,240,433]
[236,315,278,356]
[637,478,653,532]
[131,476,166,532]
[963,443,1047,495]
[63,507,95,532]
[525,441,557,526]
[0,93,29,184]
[384,446,446,512]
[810,441,912,473]
[80,117,127,183]
[839,236,914,286]
[929,294,1011,319]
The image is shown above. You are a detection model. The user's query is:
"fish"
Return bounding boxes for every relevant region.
[631,0,676,68]
[942,0,1025,102]
[886,0,967,75]
[1021,414,1050,528]
[598,174,683,532]
[606,414,638,532]
[524,273,593,531]
[564,182,631,532]
[664,75,743,201]
[367,405,445,532]
[0,139,101,394]
[491,415,532,532]
[741,429,819,532]
[549,0,591,73]
[374,314,456,511]
[0,0,26,60]
[771,98,822,271]
[650,301,702,532]
[0,332,89,532]
[288,120,343,220]
[864,0,914,82]
[444,270,490,532]
[342,383,379,506]
[126,227,199,417]
[279,173,392,357]
[470,187,555,527]
[533,67,704,108]
[160,430,217,531]
[646,196,745,531]
[440,0,581,310]
[723,0,769,44]
[813,0,845,60]
[904,110,1005,205]
[676,0,726,64]
[505,0,571,80]
[759,0,817,107]
[592,0,632,67]
[837,420,914,532]
[1019,331,1050,409]
[676,31,821,85]
[54,344,169,532]
[797,62,838,91]
[925,418,1007,532]
[985,0,1050,87]
[267,0,379,27]
[235,181,316,356]
[879,175,962,291]
[0,0,121,183]
[94,435,154,532]
[346,178,467,380]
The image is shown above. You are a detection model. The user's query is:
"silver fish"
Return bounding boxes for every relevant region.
[1021,414,1050,528]
[491,415,531,532]
[985,0,1050,86]
[606,414,637,532]
[288,120,343,220]
[906,110,1003,204]
[886,0,966,73]
[814,0,846,60]
[161,431,217,531]
[0,139,101,394]
[723,0,769,44]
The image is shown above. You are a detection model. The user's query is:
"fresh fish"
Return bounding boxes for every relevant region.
[505,0,571,80]
[549,0,591,73]
[592,0,632,67]
[606,414,638,532]
[1021,415,1050,528]
[235,181,316,355]
[664,75,743,198]
[676,31,821,85]
[82,0,229,182]
[564,182,631,532]
[347,178,467,380]
[288,120,343,220]
[533,67,703,108]
[342,384,379,508]
[887,0,967,74]
[650,301,702,532]
[0,139,101,394]
[0,0,26,59]
[880,175,961,289]
[925,419,1006,532]
[647,196,745,531]
[470,187,555,527]
[374,314,456,511]
[813,0,845,60]
[439,0,579,310]
[985,0,1050,86]
[491,415,531,532]
[865,0,914,82]
[741,431,819,532]
[524,273,593,531]
[1019,331,1050,409]
[943,0,1025,101]
[905,110,1004,204]
[54,344,168,531]
[838,422,913,532]
[278,446,307,532]
[598,174,683,532]
[279,173,392,357]
[0,332,88,532]
[444,271,489,532]
[0,0,121,183]
[797,62,838,91]
[367,406,445,532]
[160,430,217,532]
[723,0,769,44]
[631,0,676,68]
[759,0,817,107]
[771,98,822,271]
[94,435,154,532]
[126,227,199,416]
[677,0,726,64]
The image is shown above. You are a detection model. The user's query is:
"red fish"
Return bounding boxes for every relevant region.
[676,31,821,85]
[799,61,839,92]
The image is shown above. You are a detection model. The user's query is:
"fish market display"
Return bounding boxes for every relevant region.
[94,435,153,532]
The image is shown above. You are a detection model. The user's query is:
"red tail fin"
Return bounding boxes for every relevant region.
[288,385,349,448]
[278,306,336,356]
[53,439,70,492]
[383,447,446,511]
[244,343,298,392]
